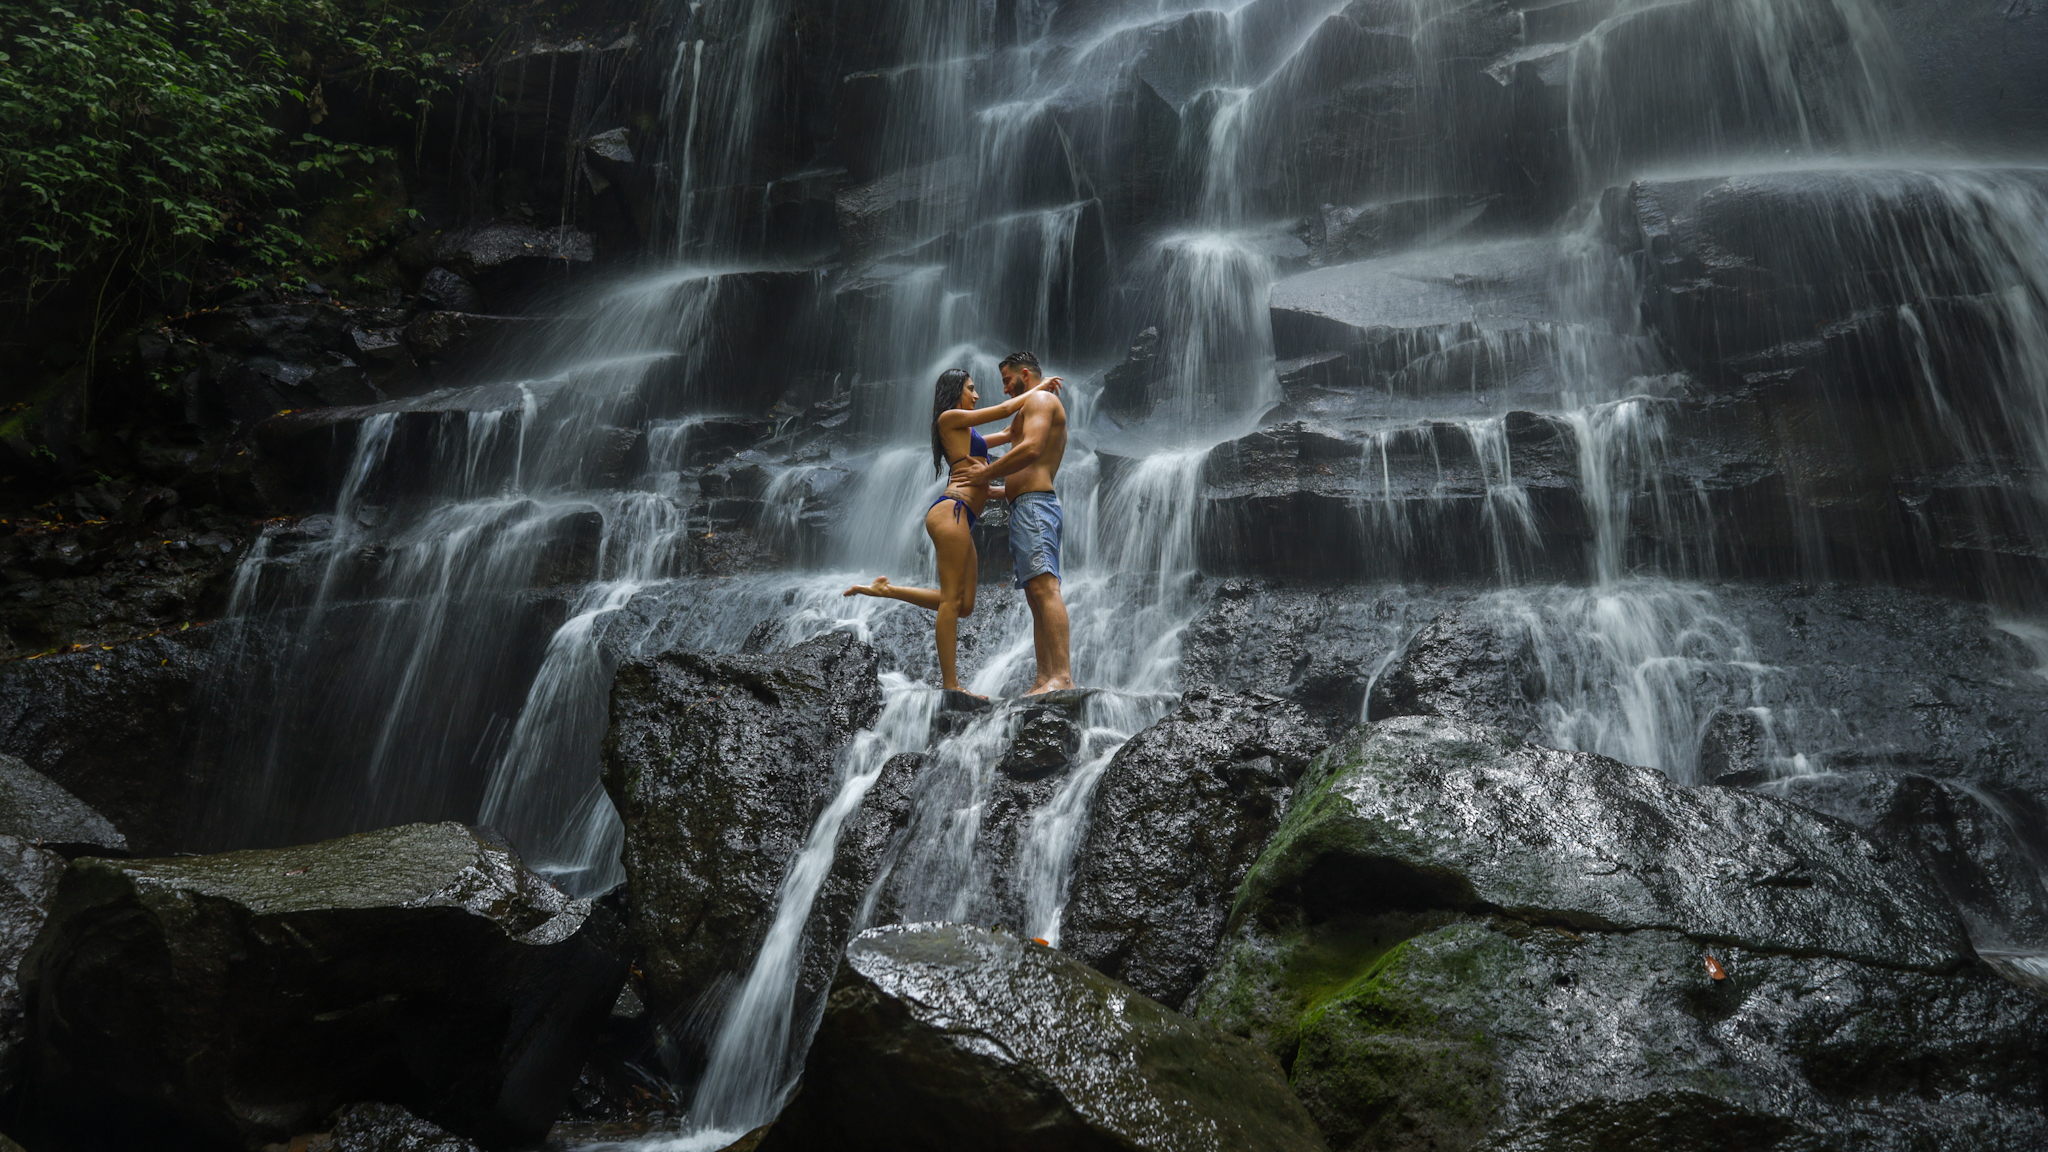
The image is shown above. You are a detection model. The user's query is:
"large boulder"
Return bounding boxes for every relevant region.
[760,923,1328,1152]
[599,634,883,1023]
[1059,690,1332,1009]
[1194,716,2048,1149]
[1242,717,1967,968]
[17,822,626,1151]
[0,627,216,855]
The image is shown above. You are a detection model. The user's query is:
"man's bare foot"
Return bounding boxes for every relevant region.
[842,576,894,598]
[1023,676,1077,696]
[944,686,989,702]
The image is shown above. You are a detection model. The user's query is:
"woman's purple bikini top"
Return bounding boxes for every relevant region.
[949,427,990,465]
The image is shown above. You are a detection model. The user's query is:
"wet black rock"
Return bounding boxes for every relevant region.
[1097,326,1163,415]
[1205,918,2048,1152]
[1197,417,1585,580]
[1613,168,2048,377]
[1698,706,1773,786]
[1181,580,1461,733]
[1194,716,2047,1149]
[0,835,65,1096]
[412,223,596,306]
[1366,608,1544,738]
[1267,240,1560,361]
[760,923,1328,1152]
[327,1102,483,1152]
[19,822,627,1151]
[0,505,254,656]
[254,384,532,507]
[1061,690,1332,1009]
[995,693,1083,780]
[1241,716,1968,969]
[403,312,561,369]
[1298,194,1495,266]
[0,627,216,855]
[1768,770,2048,957]
[417,268,486,314]
[0,752,125,855]
[599,633,883,1022]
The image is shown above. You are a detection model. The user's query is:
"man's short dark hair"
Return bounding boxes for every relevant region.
[999,350,1040,377]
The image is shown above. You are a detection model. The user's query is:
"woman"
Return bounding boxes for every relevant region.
[844,366,1061,697]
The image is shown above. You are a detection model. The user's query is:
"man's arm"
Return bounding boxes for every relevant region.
[963,394,1053,485]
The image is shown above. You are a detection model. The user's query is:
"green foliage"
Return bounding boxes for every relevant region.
[0,0,448,310]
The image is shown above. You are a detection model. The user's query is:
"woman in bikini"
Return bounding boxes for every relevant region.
[844,366,1061,697]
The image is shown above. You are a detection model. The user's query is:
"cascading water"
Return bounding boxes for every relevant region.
[184,0,2048,1138]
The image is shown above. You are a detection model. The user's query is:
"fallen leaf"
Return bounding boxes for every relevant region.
[1031,937,1050,947]
[1704,955,1728,981]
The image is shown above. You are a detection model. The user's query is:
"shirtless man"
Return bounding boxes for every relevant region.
[960,350,1072,694]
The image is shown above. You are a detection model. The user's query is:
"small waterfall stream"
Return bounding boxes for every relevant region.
[182,0,2048,1138]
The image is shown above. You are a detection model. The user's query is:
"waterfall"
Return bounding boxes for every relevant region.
[174,0,2048,1136]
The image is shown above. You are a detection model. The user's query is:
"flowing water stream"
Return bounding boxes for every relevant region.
[186,0,2048,1138]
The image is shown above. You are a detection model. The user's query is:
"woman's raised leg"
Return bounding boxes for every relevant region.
[842,573,944,609]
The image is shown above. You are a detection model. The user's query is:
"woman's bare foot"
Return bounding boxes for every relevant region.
[944,685,989,701]
[842,576,894,598]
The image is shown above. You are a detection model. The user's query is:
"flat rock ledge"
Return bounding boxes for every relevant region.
[18,822,627,1152]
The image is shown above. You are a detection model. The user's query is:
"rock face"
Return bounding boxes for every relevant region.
[599,633,883,1023]
[17,822,627,1151]
[761,923,1328,1152]
[1060,690,1333,1009]
[1195,716,2048,1149]
[1607,168,2048,590]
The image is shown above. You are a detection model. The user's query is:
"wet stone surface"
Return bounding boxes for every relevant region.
[0,752,125,856]
[19,822,626,1151]
[0,625,218,855]
[1061,689,1334,1009]
[1246,716,1969,970]
[761,923,1328,1152]
[1192,715,2048,1151]
[600,633,883,1030]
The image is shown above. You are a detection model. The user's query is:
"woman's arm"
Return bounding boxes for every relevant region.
[936,376,1063,428]
[983,428,1016,447]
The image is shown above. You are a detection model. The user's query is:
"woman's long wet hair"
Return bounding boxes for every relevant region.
[930,368,972,476]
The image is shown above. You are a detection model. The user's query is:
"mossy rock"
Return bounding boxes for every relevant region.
[1191,717,2048,1150]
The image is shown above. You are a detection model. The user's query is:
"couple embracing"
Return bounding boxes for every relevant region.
[845,351,1072,699]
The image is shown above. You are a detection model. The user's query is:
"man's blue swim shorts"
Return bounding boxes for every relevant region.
[1007,490,1063,590]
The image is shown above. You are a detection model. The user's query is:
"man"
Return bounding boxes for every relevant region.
[962,350,1072,695]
